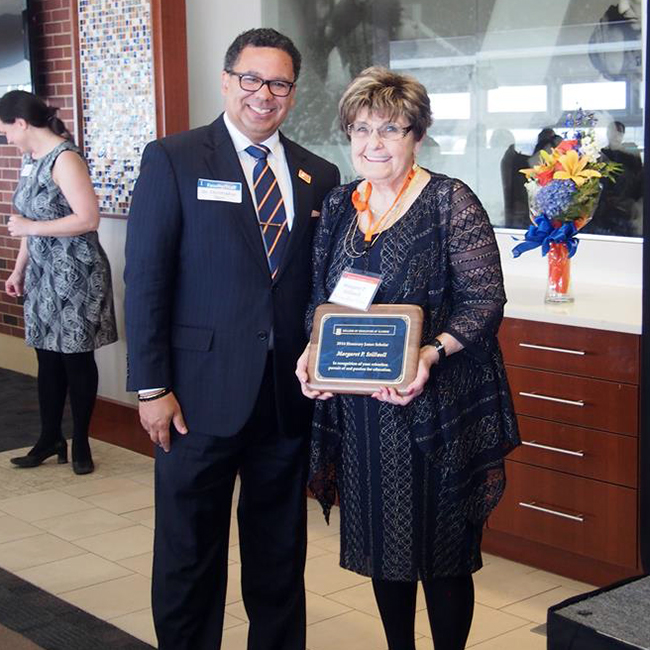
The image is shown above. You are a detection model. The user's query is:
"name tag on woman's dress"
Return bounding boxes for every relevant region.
[329,269,381,311]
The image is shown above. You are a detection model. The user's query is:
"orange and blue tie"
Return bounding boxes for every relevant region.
[246,144,289,279]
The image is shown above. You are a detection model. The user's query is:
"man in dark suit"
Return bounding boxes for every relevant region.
[124,28,339,650]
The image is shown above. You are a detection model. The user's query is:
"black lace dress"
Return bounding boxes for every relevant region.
[306,173,520,581]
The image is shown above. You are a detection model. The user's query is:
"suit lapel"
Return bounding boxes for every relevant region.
[275,134,312,284]
[203,115,270,277]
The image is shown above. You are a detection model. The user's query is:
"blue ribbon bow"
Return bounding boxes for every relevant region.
[512,215,579,258]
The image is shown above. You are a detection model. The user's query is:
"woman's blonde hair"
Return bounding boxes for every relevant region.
[338,66,432,141]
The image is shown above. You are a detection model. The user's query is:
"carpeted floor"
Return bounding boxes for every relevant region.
[0,368,72,453]
[0,567,153,649]
[0,622,45,650]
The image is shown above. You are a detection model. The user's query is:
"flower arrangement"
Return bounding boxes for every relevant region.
[512,109,621,302]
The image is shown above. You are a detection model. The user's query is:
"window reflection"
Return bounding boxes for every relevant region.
[264,0,644,237]
[562,81,627,111]
[429,93,471,120]
[487,86,548,113]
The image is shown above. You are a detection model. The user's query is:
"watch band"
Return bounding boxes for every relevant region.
[432,338,446,360]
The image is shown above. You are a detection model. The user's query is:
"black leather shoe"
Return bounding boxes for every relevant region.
[72,458,95,475]
[10,439,68,468]
[72,439,94,475]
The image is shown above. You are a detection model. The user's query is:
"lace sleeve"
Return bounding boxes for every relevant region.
[444,180,505,360]
[305,186,345,336]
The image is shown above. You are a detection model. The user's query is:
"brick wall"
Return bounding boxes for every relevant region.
[0,0,76,338]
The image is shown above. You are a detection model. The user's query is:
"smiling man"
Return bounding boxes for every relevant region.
[124,28,339,650]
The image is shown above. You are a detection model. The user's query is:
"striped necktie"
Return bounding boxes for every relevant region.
[245,144,289,279]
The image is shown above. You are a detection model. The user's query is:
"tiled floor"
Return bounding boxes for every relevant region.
[0,441,595,649]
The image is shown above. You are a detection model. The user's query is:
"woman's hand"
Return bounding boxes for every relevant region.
[5,268,25,297]
[295,343,334,400]
[7,215,34,237]
[371,344,439,406]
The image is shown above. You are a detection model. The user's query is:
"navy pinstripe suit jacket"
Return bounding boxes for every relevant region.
[124,114,340,437]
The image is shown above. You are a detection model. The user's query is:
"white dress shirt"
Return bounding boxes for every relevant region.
[223,112,295,230]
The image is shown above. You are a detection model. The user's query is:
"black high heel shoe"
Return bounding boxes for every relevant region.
[10,439,68,468]
[72,440,94,475]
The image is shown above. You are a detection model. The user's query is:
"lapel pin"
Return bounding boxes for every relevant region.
[298,169,312,184]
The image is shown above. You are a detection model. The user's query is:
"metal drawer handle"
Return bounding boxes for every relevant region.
[519,391,585,407]
[519,342,586,356]
[518,501,584,523]
[522,440,584,458]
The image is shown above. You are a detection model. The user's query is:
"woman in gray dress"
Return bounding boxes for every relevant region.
[1,90,117,475]
[296,68,519,650]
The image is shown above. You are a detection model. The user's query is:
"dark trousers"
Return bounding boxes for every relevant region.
[152,356,309,650]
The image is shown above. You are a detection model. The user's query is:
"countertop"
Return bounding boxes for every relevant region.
[503,276,642,335]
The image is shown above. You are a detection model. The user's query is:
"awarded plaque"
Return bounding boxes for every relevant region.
[306,304,424,395]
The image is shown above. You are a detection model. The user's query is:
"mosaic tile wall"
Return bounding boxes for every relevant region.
[78,0,156,215]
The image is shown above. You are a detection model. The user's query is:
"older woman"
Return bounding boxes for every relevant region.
[296,68,519,650]
[1,90,116,475]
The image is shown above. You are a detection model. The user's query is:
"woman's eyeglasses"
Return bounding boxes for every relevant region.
[347,122,413,141]
[226,71,295,97]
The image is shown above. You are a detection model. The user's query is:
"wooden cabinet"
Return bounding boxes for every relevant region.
[484,317,641,585]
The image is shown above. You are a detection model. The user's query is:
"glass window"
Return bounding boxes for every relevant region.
[488,85,548,113]
[562,81,627,111]
[263,0,645,237]
[430,92,471,120]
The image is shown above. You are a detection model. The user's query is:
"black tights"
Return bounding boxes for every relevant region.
[35,348,98,461]
[372,575,474,650]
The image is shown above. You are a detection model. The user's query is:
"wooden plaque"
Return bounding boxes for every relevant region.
[306,304,424,395]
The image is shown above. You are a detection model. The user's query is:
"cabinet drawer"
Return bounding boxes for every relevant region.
[509,416,637,487]
[489,461,637,567]
[499,319,639,384]
[508,366,638,436]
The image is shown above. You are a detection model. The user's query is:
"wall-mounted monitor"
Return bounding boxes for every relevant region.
[0,0,36,96]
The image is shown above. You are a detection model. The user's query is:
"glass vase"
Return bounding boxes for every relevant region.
[545,242,573,303]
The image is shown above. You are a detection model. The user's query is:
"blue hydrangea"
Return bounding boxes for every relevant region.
[536,180,576,218]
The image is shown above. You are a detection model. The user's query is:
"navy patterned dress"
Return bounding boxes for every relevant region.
[13,141,117,353]
[307,174,520,581]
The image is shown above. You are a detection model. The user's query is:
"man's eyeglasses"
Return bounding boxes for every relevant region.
[226,71,295,97]
[347,122,413,141]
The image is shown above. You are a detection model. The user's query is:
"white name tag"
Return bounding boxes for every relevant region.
[329,269,381,311]
[197,178,242,203]
[21,164,34,177]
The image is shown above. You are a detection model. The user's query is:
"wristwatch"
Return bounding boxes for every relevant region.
[431,338,446,361]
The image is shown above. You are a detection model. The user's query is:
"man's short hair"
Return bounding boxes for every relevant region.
[224,28,302,81]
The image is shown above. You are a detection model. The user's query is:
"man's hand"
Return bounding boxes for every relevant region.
[138,392,188,452]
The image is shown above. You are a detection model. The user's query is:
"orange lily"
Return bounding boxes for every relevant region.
[519,149,560,185]
[553,149,601,186]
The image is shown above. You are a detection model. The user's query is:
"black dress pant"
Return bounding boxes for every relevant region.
[152,356,309,650]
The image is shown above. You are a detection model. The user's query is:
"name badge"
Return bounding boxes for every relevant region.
[21,164,34,177]
[197,178,242,203]
[329,268,381,312]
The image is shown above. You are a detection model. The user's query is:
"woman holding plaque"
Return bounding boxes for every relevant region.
[1,90,117,475]
[296,68,519,650]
